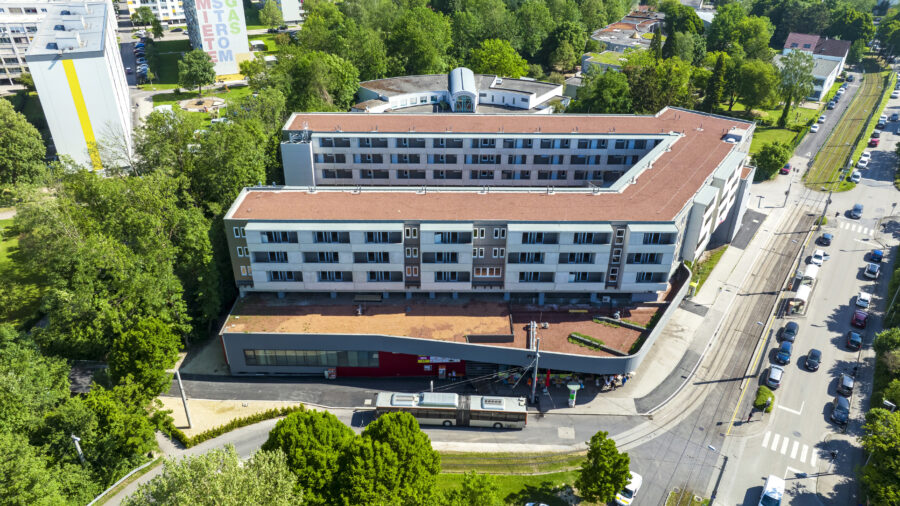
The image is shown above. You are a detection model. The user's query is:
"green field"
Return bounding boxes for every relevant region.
[436,470,578,506]
[0,218,44,328]
[805,60,891,190]
[749,127,800,154]
[151,85,255,106]
[139,39,192,91]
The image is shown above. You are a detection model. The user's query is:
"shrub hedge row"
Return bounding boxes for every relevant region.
[160,404,306,448]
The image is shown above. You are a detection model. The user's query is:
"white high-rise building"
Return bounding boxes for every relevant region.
[25,0,131,170]
[123,0,187,26]
[275,0,302,23]
[0,0,69,84]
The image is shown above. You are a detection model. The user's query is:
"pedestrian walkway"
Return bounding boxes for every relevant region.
[760,430,819,468]
[836,219,875,236]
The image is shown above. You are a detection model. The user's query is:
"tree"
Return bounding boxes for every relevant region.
[0,98,47,185]
[623,51,695,113]
[547,0,581,26]
[273,49,359,112]
[578,0,607,32]
[735,16,774,61]
[0,325,71,435]
[706,2,744,53]
[671,31,695,63]
[860,408,900,504]
[0,431,67,505]
[131,6,154,28]
[450,0,516,60]
[386,7,452,75]
[700,53,725,112]
[124,446,301,505]
[516,0,555,59]
[151,17,164,40]
[188,120,269,212]
[649,26,663,61]
[178,49,216,97]
[334,412,441,505]
[108,318,181,398]
[827,7,875,44]
[569,69,632,113]
[753,142,791,180]
[575,430,630,503]
[884,379,900,407]
[549,40,577,71]
[468,39,528,77]
[737,59,777,112]
[260,0,285,29]
[543,20,587,68]
[776,49,814,127]
[848,39,866,65]
[440,471,503,506]
[875,327,900,355]
[18,72,35,92]
[262,408,355,505]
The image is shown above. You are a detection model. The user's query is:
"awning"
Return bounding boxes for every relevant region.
[794,284,811,303]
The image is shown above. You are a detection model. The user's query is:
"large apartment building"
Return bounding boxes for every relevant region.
[124,0,186,24]
[236,108,754,300]
[183,0,249,75]
[0,0,67,84]
[25,0,131,169]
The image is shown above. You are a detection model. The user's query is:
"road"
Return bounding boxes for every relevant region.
[712,76,900,505]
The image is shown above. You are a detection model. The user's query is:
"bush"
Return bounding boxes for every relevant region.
[160,405,305,448]
[754,386,775,412]
[569,332,604,349]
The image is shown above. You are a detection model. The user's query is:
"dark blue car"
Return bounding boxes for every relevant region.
[871,249,884,262]
[775,341,793,364]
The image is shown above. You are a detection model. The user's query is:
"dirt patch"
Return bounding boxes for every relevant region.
[158,397,301,438]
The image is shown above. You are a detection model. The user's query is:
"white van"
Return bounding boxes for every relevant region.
[759,474,784,506]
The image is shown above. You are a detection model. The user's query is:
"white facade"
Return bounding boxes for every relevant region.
[274,0,302,23]
[25,0,131,169]
[0,0,67,84]
[124,0,186,24]
[183,0,250,75]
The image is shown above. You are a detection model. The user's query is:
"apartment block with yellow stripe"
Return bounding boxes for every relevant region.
[25,0,131,170]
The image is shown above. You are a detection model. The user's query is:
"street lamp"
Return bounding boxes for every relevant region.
[71,434,85,464]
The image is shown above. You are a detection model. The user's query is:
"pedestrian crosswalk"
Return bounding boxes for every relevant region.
[761,431,819,467]
[837,221,873,236]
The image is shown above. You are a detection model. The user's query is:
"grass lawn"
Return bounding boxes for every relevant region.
[439,451,585,475]
[139,39,192,91]
[749,127,799,154]
[588,50,629,66]
[151,85,255,107]
[728,102,819,127]
[436,470,579,506]
[666,490,710,506]
[247,33,283,52]
[0,218,44,328]
[687,245,728,296]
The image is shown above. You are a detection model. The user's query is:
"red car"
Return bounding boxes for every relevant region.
[869,138,880,147]
[851,310,868,328]
[780,163,791,175]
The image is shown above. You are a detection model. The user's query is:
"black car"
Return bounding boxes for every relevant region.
[837,373,855,396]
[805,348,821,371]
[819,233,833,246]
[832,396,850,425]
[782,321,799,342]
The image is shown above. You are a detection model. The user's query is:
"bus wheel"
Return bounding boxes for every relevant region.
[493,422,503,429]
[443,420,452,427]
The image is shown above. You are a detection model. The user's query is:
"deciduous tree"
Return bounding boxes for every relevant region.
[440,471,503,506]
[737,59,777,112]
[124,446,301,505]
[700,52,725,112]
[0,98,47,185]
[131,6,154,28]
[516,0,555,58]
[469,39,528,77]
[752,141,791,180]
[575,430,630,503]
[260,0,285,29]
[860,408,900,504]
[570,68,633,113]
[262,409,355,505]
[178,49,216,97]
[706,2,744,53]
[386,7,452,75]
[776,49,814,127]
[108,318,181,398]
[0,431,67,505]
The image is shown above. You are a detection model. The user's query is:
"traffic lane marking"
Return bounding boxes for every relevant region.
[776,401,804,416]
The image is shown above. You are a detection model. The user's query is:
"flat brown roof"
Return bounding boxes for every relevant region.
[234,109,751,223]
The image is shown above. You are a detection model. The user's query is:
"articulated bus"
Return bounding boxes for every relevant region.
[374,391,527,429]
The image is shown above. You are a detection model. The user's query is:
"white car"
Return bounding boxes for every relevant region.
[892,91,900,99]
[857,291,872,308]
[880,114,888,122]
[818,115,826,123]
[811,124,820,133]
[759,475,785,506]
[811,249,827,266]
[851,170,861,183]
[615,472,643,506]
[860,151,871,161]
[857,158,869,168]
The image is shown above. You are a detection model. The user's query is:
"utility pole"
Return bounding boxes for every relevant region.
[530,320,541,404]
[175,370,193,429]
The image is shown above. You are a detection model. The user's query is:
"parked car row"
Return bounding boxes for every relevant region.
[767,234,881,429]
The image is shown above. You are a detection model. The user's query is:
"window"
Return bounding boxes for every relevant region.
[435,232,468,244]
[493,228,507,239]
[560,252,594,264]
[473,228,486,238]
[643,232,675,245]
[518,272,553,282]
[232,226,246,238]
[318,271,352,282]
[608,155,626,165]
[608,267,619,283]
[628,253,662,264]
[508,252,544,264]
[435,271,468,282]
[424,252,458,263]
[522,232,558,244]
[615,228,626,245]
[240,266,251,276]
[236,246,249,257]
[353,251,389,263]
[568,272,603,283]
[540,139,553,149]
[474,267,503,277]
[492,248,505,258]
[634,139,647,149]
[405,247,419,258]
[405,227,418,238]
[261,231,298,243]
[406,266,420,276]
[611,248,622,264]
[473,248,485,258]
[636,272,666,283]
[267,271,302,282]
[367,271,402,282]
[243,349,379,367]
[252,251,288,263]
[614,140,626,149]
[577,139,591,149]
